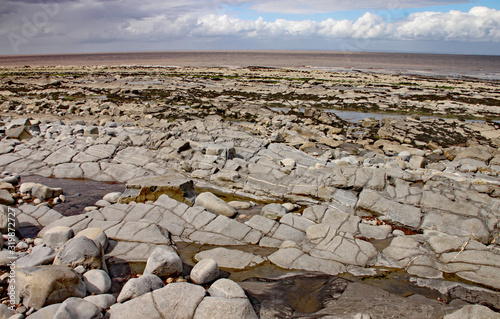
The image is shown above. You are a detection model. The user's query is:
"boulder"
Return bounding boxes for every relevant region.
[16,245,56,268]
[102,192,122,204]
[108,283,206,319]
[25,304,61,319]
[6,126,32,140]
[443,304,500,319]
[42,226,74,250]
[53,297,102,319]
[116,274,164,303]
[13,265,86,310]
[0,189,14,205]
[53,236,103,269]
[82,269,111,295]
[190,259,219,285]
[76,228,109,251]
[193,297,258,319]
[0,304,14,319]
[20,183,63,200]
[195,192,237,218]
[83,294,116,311]
[208,278,247,299]
[120,174,196,205]
[143,246,183,278]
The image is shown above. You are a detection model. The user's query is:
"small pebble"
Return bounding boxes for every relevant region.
[166,277,175,284]
[16,241,29,250]
[33,198,41,205]
[16,305,27,314]
[33,238,44,246]
[74,265,86,275]
[59,195,66,202]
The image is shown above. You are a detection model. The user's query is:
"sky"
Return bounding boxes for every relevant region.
[0,0,499,55]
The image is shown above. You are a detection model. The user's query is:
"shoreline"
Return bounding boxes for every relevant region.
[0,50,499,80]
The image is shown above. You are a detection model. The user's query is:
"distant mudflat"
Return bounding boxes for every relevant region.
[1,51,499,79]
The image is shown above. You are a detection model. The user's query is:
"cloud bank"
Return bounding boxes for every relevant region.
[0,0,498,54]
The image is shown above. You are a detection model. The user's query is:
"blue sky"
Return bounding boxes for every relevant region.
[0,0,499,55]
[231,0,500,22]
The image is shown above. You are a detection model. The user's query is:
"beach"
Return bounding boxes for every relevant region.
[1,55,500,318]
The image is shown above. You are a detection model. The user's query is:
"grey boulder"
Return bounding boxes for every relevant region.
[195,192,237,218]
[108,282,206,319]
[190,259,219,285]
[54,236,103,269]
[14,265,86,310]
[42,226,74,250]
[53,297,102,319]
[116,274,165,303]
[143,246,183,278]
[16,245,56,268]
[83,269,111,295]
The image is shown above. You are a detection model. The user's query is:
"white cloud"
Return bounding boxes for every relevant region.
[191,7,500,42]
[0,0,498,55]
[395,6,500,41]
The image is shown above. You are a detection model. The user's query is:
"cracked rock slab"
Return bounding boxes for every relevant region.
[195,247,265,270]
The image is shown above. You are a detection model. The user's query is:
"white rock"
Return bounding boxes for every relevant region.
[143,246,182,278]
[83,269,111,295]
[103,192,122,204]
[190,259,219,285]
[195,192,236,218]
[42,226,74,250]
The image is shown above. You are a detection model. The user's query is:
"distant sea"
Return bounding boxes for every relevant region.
[1,51,499,79]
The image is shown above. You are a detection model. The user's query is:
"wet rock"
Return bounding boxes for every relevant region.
[190,258,219,285]
[119,174,196,205]
[261,203,287,220]
[240,273,351,318]
[317,282,458,319]
[195,192,237,218]
[116,274,164,303]
[82,269,111,295]
[13,265,86,310]
[143,246,183,277]
[228,200,252,209]
[20,183,63,200]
